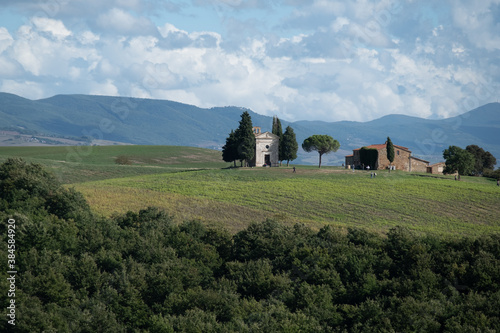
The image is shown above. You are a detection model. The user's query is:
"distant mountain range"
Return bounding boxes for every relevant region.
[1,92,499,166]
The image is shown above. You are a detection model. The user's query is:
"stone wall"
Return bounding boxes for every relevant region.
[410,157,429,172]
[377,146,411,171]
[345,155,354,167]
[346,144,430,171]
[428,162,445,174]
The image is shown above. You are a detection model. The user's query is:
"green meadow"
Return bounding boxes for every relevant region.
[0,145,229,183]
[1,145,499,237]
[72,167,500,236]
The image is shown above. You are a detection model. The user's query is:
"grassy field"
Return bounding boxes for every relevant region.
[0,145,231,183]
[2,145,499,237]
[72,165,500,236]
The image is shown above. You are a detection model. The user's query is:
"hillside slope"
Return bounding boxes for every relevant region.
[1,92,499,164]
[0,93,270,148]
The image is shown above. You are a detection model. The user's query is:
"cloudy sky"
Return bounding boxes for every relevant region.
[0,0,499,122]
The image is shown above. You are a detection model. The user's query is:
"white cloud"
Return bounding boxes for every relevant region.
[90,79,119,96]
[116,0,142,8]
[0,56,20,77]
[0,0,499,123]
[96,8,157,36]
[1,79,45,99]
[156,89,202,106]
[433,96,460,119]
[31,17,72,40]
[0,0,179,18]
[8,23,103,80]
[158,23,185,37]
[451,0,500,51]
[0,28,14,54]
[79,31,100,45]
[13,38,41,76]
[68,66,81,80]
[405,95,432,118]
[432,25,443,37]
[192,0,271,10]
[331,17,349,33]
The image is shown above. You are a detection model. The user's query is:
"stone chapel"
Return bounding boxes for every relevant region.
[252,127,279,167]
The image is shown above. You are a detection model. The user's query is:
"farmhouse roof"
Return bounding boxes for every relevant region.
[353,143,410,152]
[409,156,430,164]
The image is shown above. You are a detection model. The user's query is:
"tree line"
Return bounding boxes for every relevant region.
[224,112,500,174]
[1,158,500,332]
[443,144,498,178]
[222,111,255,167]
[223,111,344,168]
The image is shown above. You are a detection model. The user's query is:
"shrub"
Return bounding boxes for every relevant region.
[483,168,500,180]
[115,155,132,165]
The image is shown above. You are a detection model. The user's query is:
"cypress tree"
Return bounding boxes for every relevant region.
[222,130,238,167]
[281,126,298,166]
[235,111,255,167]
[272,116,284,164]
[272,116,283,137]
[386,137,395,171]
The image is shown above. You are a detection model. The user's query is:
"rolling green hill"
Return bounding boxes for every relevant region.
[0,92,272,149]
[1,92,499,165]
[1,145,497,237]
[2,156,499,332]
[0,145,230,183]
[72,166,500,237]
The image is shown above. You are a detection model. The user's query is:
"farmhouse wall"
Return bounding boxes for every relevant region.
[345,143,430,172]
[346,150,362,167]
[410,157,429,172]
[377,146,411,170]
[345,155,354,167]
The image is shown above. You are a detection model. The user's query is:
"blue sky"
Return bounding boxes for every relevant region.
[0,0,499,122]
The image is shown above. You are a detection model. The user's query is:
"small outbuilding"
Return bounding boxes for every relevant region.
[427,162,446,175]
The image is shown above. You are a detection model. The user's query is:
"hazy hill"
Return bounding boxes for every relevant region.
[1,92,499,165]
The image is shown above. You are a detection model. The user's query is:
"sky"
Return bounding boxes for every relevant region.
[0,0,499,122]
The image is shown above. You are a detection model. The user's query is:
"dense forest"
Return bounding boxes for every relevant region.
[1,158,500,332]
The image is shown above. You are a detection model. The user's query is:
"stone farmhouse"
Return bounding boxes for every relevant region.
[345,143,437,172]
[252,127,279,167]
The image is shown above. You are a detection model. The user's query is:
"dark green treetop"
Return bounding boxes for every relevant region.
[272,116,284,163]
[222,129,239,167]
[235,111,255,167]
[302,135,340,168]
[281,126,298,166]
[272,116,283,138]
[386,137,395,167]
[465,144,496,176]
[443,145,475,176]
